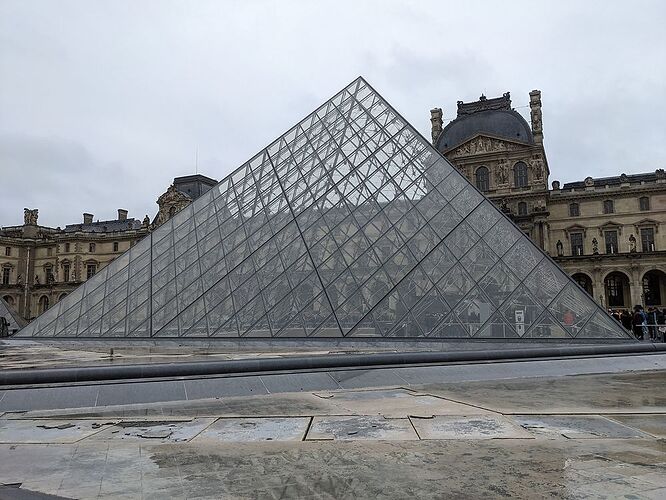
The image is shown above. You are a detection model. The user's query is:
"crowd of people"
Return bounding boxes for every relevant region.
[609,305,665,342]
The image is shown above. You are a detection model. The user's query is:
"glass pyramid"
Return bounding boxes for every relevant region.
[17,77,632,341]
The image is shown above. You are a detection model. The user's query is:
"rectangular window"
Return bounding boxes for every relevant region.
[65,242,70,253]
[2,268,9,285]
[639,197,650,211]
[641,228,655,252]
[86,264,96,279]
[113,242,119,252]
[570,232,584,256]
[63,264,70,283]
[604,230,618,254]
[603,200,614,214]
[47,247,53,257]
[89,243,96,253]
[517,202,527,216]
[4,247,10,257]
[569,203,579,217]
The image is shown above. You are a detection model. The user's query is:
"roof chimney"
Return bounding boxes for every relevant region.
[117,209,128,221]
[83,213,93,224]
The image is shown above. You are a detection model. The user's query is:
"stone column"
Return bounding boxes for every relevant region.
[629,266,643,307]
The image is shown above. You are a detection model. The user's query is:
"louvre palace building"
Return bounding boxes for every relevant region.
[431,91,666,312]
[1,82,664,334]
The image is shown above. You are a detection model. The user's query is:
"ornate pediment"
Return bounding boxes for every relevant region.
[564,224,587,238]
[634,218,660,233]
[445,134,530,158]
[598,221,623,236]
[157,184,191,206]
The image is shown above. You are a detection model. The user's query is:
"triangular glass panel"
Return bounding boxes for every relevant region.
[428,313,470,338]
[456,286,495,337]
[576,310,631,339]
[523,312,571,340]
[499,285,544,336]
[17,77,633,342]
[548,282,598,337]
[473,312,519,339]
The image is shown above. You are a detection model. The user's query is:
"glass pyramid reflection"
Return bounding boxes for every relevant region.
[17,77,633,341]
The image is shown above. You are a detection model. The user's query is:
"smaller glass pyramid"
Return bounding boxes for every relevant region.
[16,77,634,341]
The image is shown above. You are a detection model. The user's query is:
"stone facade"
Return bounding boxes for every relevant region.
[0,209,149,321]
[153,175,218,228]
[0,175,216,322]
[433,91,666,310]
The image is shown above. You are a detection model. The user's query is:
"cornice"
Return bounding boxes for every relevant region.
[550,183,666,201]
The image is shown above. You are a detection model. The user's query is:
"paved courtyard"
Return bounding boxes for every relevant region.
[0,369,664,499]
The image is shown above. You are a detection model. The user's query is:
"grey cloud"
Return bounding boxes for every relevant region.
[1,0,664,228]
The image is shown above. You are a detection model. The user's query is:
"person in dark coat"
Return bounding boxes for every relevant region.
[647,307,658,340]
[633,305,644,340]
[620,310,633,331]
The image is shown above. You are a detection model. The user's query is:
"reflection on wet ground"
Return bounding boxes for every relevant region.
[0,371,664,498]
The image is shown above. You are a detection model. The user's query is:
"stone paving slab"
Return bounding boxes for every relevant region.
[606,414,666,438]
[312,387,489,418]
[306,415,418,441]
[192,417,310,442]
[514,415,652,439]
[410,414,533,440]
[0,419,112,444]
[88,417,216,443]
[1,438,664,499]
[419,370,666,415]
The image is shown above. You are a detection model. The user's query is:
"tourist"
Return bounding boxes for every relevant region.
[619,310,630,330]
[0,316,8,337]
[640,306,649,340]
[647,307,658,341]
[632,305,644,340]
[611,309,621,322]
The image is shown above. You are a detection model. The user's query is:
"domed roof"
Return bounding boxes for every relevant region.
[435,93,534,152]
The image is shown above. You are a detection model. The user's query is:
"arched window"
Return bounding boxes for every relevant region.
[39,295,49,313]
[517,202,527,216]
[605,272,630,307]
[569,203,580,217]
[642,271,664,306]
[513,162,528,188]
[169,206,177,218]
[59,293,68,301]
[475,166,489,192]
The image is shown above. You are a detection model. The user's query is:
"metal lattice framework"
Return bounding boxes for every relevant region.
[18,77,632,340]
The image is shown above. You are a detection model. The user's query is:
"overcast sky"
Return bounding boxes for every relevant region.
[1,0,665,228]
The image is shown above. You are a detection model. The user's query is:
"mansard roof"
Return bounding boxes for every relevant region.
[436,92,534,153]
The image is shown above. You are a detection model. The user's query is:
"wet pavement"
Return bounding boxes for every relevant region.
[0,370,663,498]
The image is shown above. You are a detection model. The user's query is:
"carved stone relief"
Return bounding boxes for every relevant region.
[447,136,524,158]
